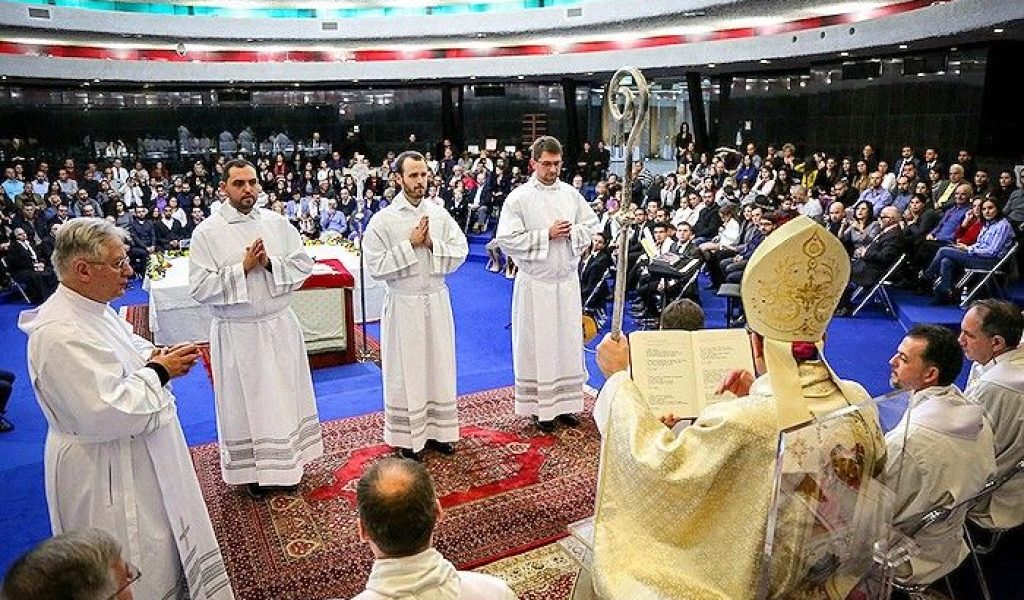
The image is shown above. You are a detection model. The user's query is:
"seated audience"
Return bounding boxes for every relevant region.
[911,183,974,273]
[351,458,517,600]
[923,199,1013,304]
[836,206,904,314]
[6,226,57,303]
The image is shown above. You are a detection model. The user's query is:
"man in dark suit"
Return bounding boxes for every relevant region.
[580,232,613,315]
[6,227,57,303]
[11,202,48,244]
[127,205,156,276]
[154,205,185,251]
[836,206,905,314]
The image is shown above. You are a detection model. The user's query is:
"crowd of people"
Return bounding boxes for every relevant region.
[2,128,1023,599]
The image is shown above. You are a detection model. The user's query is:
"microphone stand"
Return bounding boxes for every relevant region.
[353,159,372,362]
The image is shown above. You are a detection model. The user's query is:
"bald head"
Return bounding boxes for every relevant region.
[356,458,439,557]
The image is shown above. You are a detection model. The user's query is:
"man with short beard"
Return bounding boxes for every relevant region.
[363,151,468,459]
[496,136,598,432]
[188,158,321,499]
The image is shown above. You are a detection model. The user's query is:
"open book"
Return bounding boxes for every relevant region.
[628,328,755,418]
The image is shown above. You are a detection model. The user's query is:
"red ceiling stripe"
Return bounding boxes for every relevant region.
[0,0,934,65]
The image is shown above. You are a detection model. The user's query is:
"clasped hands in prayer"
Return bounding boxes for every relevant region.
[596,333,756,430]
[548,219,572,240]
[242,238,269,273]
[409,216,434,249]
[150,343,201,379]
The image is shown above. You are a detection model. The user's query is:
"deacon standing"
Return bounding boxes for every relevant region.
[496,136,598,431]
[18,218,233,599]
[189,158,322,499]
[363,151,468,459]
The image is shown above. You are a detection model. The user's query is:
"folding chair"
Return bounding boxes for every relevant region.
[885,461,1024,600]
[716,282,743,327]
[971,459,1024,555]
[851,253,907,317]
[0,257,32,304]
[956,242,1018,309]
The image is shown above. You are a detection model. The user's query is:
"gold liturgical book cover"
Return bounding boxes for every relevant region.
[628,328,755,418]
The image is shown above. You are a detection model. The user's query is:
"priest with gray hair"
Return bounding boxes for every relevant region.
[18,218,233,599]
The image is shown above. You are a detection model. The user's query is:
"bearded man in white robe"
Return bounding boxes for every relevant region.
[884,324,996,586]
[189,158,321,499]
[959,299,1024,530]
[363,150,467,458]
[19,218,233,599]
[496,136,598,431]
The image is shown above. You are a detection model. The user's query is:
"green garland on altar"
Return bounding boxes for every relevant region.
[304,236,360,256]
[146,249,189,281]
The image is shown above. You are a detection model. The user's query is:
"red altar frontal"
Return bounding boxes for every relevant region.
[294,258,357,368]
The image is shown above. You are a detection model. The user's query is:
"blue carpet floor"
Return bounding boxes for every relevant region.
[0,243,982,575]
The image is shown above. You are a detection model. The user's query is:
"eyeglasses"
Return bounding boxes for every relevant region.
[107,561,141,600]
[87,255,131,270]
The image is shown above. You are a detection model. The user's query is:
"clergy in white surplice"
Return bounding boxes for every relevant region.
[19,218,233,600]
[362,151,468,457]
[189,158,322,496]
[960,300,1024,530]
[496,136,598,429]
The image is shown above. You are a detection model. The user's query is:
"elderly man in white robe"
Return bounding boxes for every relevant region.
[496,136,598,431]
[349,458,517,600]
[959,299,1024,530]
[884,324,996,587]
[363,151,468,459]
[189,158,321,499]
[18,218,233,600]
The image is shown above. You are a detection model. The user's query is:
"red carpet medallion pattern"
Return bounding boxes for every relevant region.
[189,387,598,600]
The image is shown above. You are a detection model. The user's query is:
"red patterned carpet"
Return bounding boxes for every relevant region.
[191,387,599,600]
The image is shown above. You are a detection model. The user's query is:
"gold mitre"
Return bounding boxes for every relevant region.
[740,215,849,343]
[740,216,850,430]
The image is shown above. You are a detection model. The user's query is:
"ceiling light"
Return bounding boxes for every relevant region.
[898,44,908,49]
[93,78,100,83]
[994,28,1004,34]
[840,51,849,57]
[707,63,716,68]
[759,59,771,64]
[293,82,300,87]
[517,75,525,80]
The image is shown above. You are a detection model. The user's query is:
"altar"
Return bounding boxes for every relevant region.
[145,245,384,354]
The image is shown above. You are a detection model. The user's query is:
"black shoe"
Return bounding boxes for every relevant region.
[245,483,270,500]
[0,416,13,434]
[396,447,421,461]
[532,415,556,433]
[556,413,580,427]
[426,440,455,455]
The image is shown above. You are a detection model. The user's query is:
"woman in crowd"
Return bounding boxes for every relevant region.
[735,154,758,188]
[674,122,694,166]
[842,200,880,254]
[748,164,777,205]
[815,155,841,195]
[851,159,871,192]
[111,199,132,229]
[928,166,946,206]
[902,192,940,243]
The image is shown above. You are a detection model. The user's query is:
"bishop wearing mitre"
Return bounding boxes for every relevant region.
[580,216,888,599]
